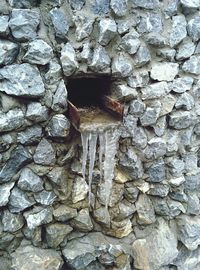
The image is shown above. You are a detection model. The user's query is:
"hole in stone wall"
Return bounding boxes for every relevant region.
[67,75,112,108]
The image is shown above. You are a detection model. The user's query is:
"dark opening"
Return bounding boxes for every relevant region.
[67,75,112,107]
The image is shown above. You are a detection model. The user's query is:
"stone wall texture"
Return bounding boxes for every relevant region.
[1,0,200,269]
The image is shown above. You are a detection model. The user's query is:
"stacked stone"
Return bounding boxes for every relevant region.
[1,0,200,269]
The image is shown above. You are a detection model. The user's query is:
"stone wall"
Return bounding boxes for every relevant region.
[1,0,200,269]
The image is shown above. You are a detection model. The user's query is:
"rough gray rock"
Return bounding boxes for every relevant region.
[91,0,110,15]
[141,81,169,100]
[132,218,178,269]
[110,0,127,16]
[140,103,161,126]
[157,48,176,61]
[98,18,117,46]
[134,45,151,67]
[9,9,40,41]
[176,38,195,60]
[184,170,200,191]
[169,111,197,129]
[137,13,163,34]
[168,158,185,177]
[75,15,94,42]
[70,0,85,10]
[120,33,141,55]
[11,245,63,270]
[9,187,35,213]
[33,138,56,166]
[45,223,73,248]
[0,63,45,98]
[170,15,187,47]
[128,70,149,89]
[72,176,89,203]
[53,205,77,221]
[45,60,62,85]
[18,167,43,192]
[0,145,32,183]
[112,54,132,77]
[90,46,111,72]
[0,39,19,66]
[51,80,68,113]
[112,84,137,101]
[181,0,200,8]
[119,148,144,180]
[2,210,24,232]
[61,43,79,76]
[150,62,179,81]
[176,215,200,250]
[23,39,53,65]
[131,0,159,9]
[24,207,53,229]
[144,32,167,48]
[186,193,200,215]
[169,76,193,93]
[50,8,70,39]
[147,159,166,182]
[129,99,146,116]
[70,208,93,232]
[147,184,169,197]
[136,194,156,225]
[46,114,71,138]
[0,182,14,207]
[0,108,24,133]
[17,126,42,145]
[175,92,194,110]
[187,16,200,42]
[34,190,57,206]
[26,102,49,123]
[145,138,167,160]
[182,56,200,74]
[0,16,9,36]
[8,0,38,8]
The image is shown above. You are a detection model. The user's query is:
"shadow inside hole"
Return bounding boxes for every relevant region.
[67,75,112,108]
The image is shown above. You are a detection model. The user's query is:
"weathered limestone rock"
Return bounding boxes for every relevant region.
[70,208,93,232]
[169,111,197,129]
[98,18,117,45]
[119,148,144,180]
[160,94,177,116]
[9,9,40,41]
[184,170,200,191]
[141,81,169,100]
[176,215,200,250]
[33,138,56,165]
[46,114,71,138]
[147,159,166,182]
[176,38,195,60]
[132,218,178,270]
[120,32,140,55]
[147,184,169,197]
[136,194,156,225]
[0,39,18,66]
[70,0,85,10]
[9,187,35,213]
[137,13,163,34]
[8,0,38,8]
[91,0,110,15]
[17,126,42,145]
[112,84,137,101]
[0,64,45,97]
[129,99,146,116]
[187,16,200,42]
[131,0,159,9]
[110,0,127,16]
[51,80,68,112]
[61,43,78,76]
[26,102,49,123]
[50,8,70,39]
[175,92,194,110]
[0,16,9,36]
[23,39,53,65]
[150,62,179,81]
[90,46,111,72]
[170,15,187,47]
[145,138,166,160]
[53,205,77,221]
[144,33,167,48]
[45,223,73,248]
[157,48,176,61]
[0,145,32,183]
[18,167,43,192]
[45,60,62,85]
[0,108,24,133]
[169,76,193,93]
[75,15,94,42]
[140,103,161,126]
[0,182,14,207]
[112,54,133,77]
[134,45,151,67]
[2,210,24,232]
[11,245,63,270]
[24,207,53,229]
[34,190,57,206]
[72,177,89,203]
[182,56,200,74]
[181,0,200,8]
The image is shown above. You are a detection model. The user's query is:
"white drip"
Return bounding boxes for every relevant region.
[88,133,98,205]
[81,126,120,209]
